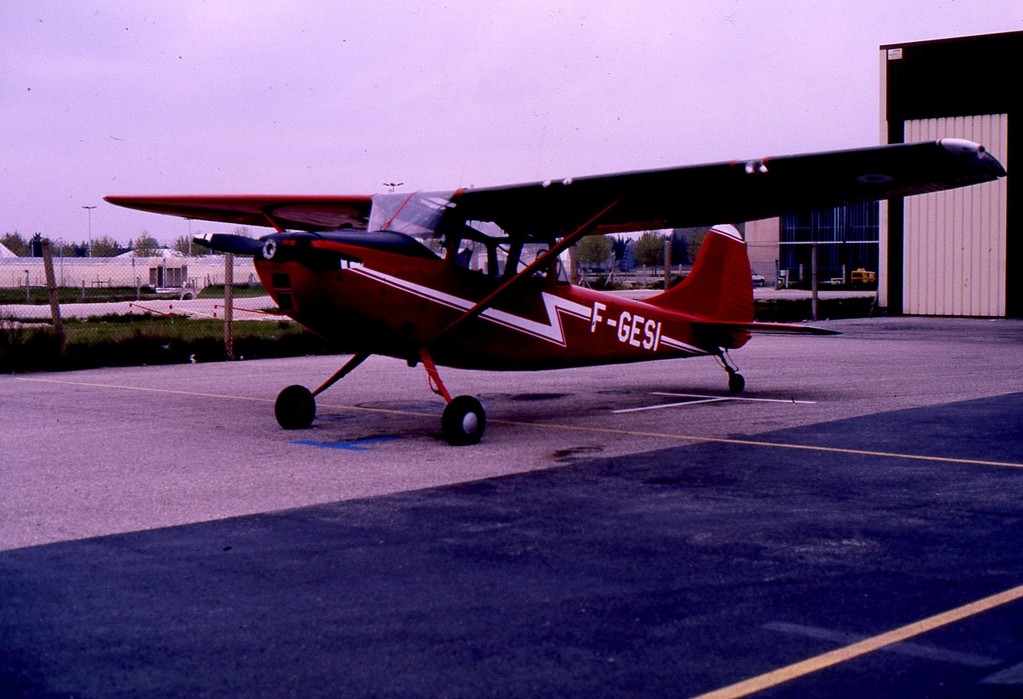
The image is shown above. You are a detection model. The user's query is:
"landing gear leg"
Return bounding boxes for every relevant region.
[420,349,486,446]
[716,350,745,394]
[274,352,371,429]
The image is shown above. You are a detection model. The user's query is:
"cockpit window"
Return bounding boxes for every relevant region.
[368,190,455,236]
[451,228,568,283]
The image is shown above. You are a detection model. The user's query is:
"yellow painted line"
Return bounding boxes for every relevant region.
[692,583,1023,699]
[16,376,1023,470]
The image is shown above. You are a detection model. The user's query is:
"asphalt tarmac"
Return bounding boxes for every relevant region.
[2,317,1022,697]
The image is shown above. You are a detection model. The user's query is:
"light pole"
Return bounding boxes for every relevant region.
[82,205,97,257]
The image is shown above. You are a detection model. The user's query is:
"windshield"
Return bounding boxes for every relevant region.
[368,190,455,236]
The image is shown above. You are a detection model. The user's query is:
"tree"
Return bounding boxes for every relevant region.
[172,235,211,256]
[669,231,690,267]
[577,234,613,270]
[685,228,708,264]
[89,235,124,257]
[131,233,161,257]
[51,240,77,257]
[1,232,30,256]
[633,231,666,270]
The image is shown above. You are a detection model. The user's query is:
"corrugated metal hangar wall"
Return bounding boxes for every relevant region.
[880,31,1020,317]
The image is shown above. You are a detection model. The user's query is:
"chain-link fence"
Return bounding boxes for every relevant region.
[0,242,332,373]
[1,234,879,373]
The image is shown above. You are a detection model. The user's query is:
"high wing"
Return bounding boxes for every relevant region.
[102,194,373,232]
[105,139,1005,241]
[446,139,1006,238]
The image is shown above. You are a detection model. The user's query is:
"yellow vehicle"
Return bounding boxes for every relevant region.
[851,268,877,286]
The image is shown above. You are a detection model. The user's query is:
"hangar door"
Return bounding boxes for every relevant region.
[902,115,1008,316]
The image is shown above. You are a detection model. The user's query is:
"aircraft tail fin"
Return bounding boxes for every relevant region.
[646,224,754,322]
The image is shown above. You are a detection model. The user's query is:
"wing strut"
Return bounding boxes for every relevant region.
[431,196,623,342]
[312,351,372,397]
[259,207,286,233]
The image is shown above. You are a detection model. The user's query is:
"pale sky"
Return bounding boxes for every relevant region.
[2,1,1020,244]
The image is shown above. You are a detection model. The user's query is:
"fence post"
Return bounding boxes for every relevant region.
[663,237,672,290]
[224,253,234,361]
[42,239,65,356]
[568,245,579,285]
[811,241,819,321]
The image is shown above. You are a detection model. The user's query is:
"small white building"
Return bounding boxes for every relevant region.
[0,254,257,292]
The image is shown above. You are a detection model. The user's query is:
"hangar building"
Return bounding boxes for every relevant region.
[880,31,1019,317]
[746,31,1019,318]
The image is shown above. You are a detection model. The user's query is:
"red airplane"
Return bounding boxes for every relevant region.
[107,139,1005,444]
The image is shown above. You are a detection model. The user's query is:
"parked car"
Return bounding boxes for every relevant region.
[751,271,767,287]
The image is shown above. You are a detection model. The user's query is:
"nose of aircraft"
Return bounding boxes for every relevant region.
[193,232,265,255]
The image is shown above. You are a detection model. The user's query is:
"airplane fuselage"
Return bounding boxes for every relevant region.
[253,236,748,372]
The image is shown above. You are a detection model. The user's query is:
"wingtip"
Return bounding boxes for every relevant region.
[938,138,1007,178]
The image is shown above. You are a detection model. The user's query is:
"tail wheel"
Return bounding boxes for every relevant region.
[275,384,316,429]
[442,396,486,446]
[717,350,745,394]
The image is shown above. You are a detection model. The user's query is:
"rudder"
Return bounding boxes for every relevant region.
[646,224,753,322]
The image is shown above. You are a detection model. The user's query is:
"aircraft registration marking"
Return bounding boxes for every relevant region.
[588,300,664,351]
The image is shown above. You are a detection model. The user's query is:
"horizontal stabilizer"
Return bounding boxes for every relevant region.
[686,317,839,351]
[694,320,841,336]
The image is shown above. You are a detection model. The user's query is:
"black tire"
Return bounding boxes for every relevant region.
[275,384,316,429]
[728,372,746,394]
[441,396,486,446]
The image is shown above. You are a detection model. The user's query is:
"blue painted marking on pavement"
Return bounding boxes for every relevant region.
[291,436,399,451]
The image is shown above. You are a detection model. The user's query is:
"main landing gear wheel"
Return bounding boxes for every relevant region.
[441,396,486,446]
[275,384,316,429]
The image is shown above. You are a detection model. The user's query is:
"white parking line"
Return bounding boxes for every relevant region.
[763,621,1001,667]
[982,660,1023,685]
[611,392,816,414]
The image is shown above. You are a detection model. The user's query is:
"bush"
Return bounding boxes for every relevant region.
[0,321,65,372]
[0,317,339,373]
[754,297,877,322]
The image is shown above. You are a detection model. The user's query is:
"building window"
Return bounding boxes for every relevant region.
[779,203,879,287]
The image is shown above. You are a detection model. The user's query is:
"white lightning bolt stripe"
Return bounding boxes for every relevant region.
[351,267,591,346]
[657,335,707,355]
[352,267,471,313]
